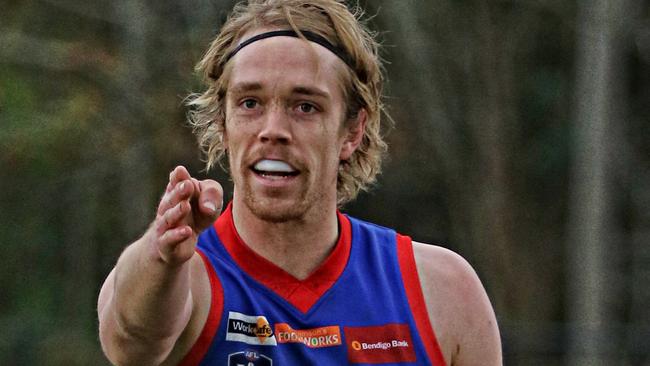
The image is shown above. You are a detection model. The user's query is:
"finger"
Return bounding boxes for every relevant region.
[157,179,195,216]
[191,177,200,189]
[158,201,190,233]
[170,165,192,187]
[157,226,194,264]
[187,177,202,206]
[159,226,192,246]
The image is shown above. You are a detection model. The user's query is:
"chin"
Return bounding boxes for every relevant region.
[243,193,311,223]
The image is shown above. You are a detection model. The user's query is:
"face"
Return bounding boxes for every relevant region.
[224,30,364,222]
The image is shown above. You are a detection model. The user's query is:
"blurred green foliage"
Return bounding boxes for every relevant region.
[1,0,648,365]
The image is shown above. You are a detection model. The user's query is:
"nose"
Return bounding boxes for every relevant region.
[258,105,292,144]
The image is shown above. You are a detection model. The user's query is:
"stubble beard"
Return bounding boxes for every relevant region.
[240,171,324,224]
[230,147,339,224]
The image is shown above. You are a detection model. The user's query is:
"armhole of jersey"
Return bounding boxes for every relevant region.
[178,249,224,366]
[396,234,448,366]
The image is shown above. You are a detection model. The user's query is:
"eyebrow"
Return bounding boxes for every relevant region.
[292,86,330,100]
[228,82,330,100]
[229,82,263,95]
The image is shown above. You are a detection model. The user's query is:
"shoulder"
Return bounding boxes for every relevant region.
[411,242,477,296]
[411,241,502,366]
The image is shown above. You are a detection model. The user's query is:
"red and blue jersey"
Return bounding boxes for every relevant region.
[179,204,446,365]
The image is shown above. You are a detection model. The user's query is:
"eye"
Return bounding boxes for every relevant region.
[297,102,317,114]
[241,99,258,109]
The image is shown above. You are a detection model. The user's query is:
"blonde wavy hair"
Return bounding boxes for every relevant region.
[187,0,388,205]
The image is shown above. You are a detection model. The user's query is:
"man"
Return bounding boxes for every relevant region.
[97,0,502,365]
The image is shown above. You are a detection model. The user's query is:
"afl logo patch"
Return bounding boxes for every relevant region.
[228,350,272,366]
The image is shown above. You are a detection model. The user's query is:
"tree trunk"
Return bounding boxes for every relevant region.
[113,0,155,239]
[565,0,630,364]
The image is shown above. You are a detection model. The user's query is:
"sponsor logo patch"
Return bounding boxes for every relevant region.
[344,323,416,364]
[228,349,273,366]
[225,311,277,346]
[275,323,342,348]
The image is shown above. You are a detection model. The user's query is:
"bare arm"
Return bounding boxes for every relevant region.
[413,242,502,366]
[97,166,223,366]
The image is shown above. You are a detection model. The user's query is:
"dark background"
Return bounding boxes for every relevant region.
[1,0,649,365]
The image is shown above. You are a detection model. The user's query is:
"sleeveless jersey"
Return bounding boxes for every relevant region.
[179,205,446,366]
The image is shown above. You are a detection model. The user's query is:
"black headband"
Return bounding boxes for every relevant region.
[223,30,354,69]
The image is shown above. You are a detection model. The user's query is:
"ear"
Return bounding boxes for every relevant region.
[339,108,367,161]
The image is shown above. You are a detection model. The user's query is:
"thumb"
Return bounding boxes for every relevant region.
[193,179,223,231]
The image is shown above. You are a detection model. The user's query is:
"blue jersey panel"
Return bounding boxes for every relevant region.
[194,215,434,365]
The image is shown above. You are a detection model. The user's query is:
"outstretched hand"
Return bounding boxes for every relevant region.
[150,166,223,265]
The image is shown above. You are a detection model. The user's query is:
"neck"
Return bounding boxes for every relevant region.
[231,197,339,280]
